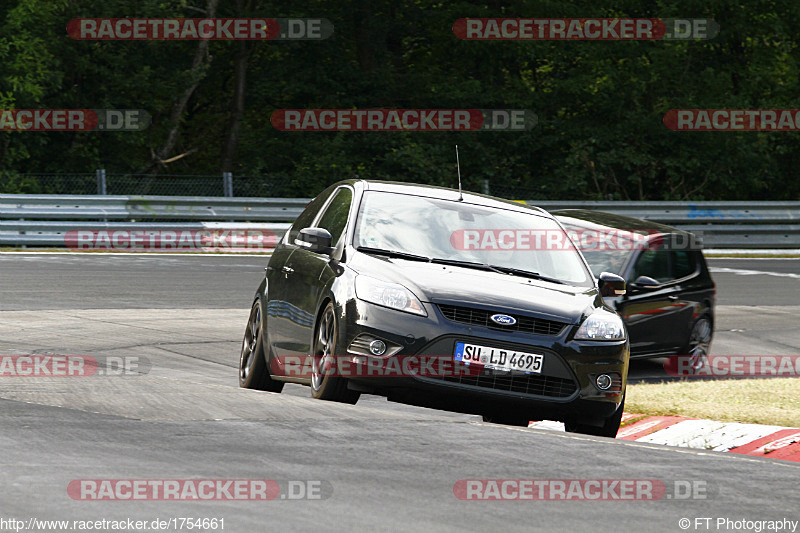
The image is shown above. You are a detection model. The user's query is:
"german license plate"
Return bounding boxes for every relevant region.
[454,342,543,373]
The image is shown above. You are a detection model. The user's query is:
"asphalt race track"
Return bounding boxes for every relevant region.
[1,254,799,532]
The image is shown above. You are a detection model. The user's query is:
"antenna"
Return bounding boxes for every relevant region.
[455,145,463,201]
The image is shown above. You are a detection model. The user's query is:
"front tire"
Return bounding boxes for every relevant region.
[239,298,284,392]
[310,302,360,404]
[681,315,713,373]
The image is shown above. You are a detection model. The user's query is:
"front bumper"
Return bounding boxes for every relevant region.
[343,298,629,423]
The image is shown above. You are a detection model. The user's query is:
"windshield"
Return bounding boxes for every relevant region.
[353,191,593,287]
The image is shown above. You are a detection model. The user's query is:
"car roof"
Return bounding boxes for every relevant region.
[348,179,552,217]
[551,209,691,237]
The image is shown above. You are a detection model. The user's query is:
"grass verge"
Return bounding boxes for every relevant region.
[625,377,800,427]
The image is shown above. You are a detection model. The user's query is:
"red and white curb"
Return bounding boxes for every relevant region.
[529,414,800,462]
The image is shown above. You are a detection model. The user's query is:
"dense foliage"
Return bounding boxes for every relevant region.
[2,0,800,199]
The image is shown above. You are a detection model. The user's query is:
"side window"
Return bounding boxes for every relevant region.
[288,192,330,243]
[315,188,353,244]
[631,250,671,283]
[632,250,696,283]
[672,251,696,279]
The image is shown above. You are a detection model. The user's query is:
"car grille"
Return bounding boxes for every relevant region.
[438,304,568,336]
[433,370,577,398]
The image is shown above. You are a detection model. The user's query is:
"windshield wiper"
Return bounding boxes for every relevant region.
[488,265,566,285]
[430,258,505,274]
[355,247,566,284]
[356,246,431,263]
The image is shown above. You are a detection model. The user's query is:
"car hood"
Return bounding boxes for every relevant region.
[349,252,598,324]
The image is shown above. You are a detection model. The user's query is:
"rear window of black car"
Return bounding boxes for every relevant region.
[632,251,672,282]
[632,250,696,283]
[672,251,696,279]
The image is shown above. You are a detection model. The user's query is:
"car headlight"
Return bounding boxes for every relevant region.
[574,311,626,341]
[355,276,427,316]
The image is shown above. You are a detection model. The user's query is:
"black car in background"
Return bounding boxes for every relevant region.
[553,210,715,370]
[239,180,630,437]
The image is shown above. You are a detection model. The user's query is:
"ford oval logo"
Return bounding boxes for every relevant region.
[490,314,517,326]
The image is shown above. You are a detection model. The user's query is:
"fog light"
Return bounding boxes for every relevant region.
[596,374,613,390]
[369,339,387,356]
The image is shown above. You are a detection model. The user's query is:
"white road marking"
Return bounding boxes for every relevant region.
[636,420,788,452]
[710,267,800,279]
[705,249,800,255]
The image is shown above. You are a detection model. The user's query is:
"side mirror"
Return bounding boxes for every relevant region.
[295,227,333,255]
[630,275,660,290]
[598,271,626,297]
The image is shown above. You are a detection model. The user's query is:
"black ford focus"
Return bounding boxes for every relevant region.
[239,180,630,437]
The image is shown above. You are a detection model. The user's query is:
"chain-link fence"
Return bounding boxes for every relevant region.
[0,172,296,197]
[0,171,544,200]
[0,173,98,195]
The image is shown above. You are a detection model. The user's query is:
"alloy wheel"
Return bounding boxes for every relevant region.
[312,305,336,391]
[240,302,262,383]
[686,317,712,371]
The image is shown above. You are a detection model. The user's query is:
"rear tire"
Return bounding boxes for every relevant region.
[565,394,625,438]
[239,298,284,392]
[310,302,360,404]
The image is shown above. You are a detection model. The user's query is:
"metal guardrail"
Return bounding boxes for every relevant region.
[536,201,800,249]
[1,194,799,249]
[678,224,800,249]
[531,201,800,225]
[0,221,291,247]
[0,195,308,221]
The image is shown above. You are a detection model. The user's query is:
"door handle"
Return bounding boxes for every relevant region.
[282,266,294,274]
[668,295,679,301]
